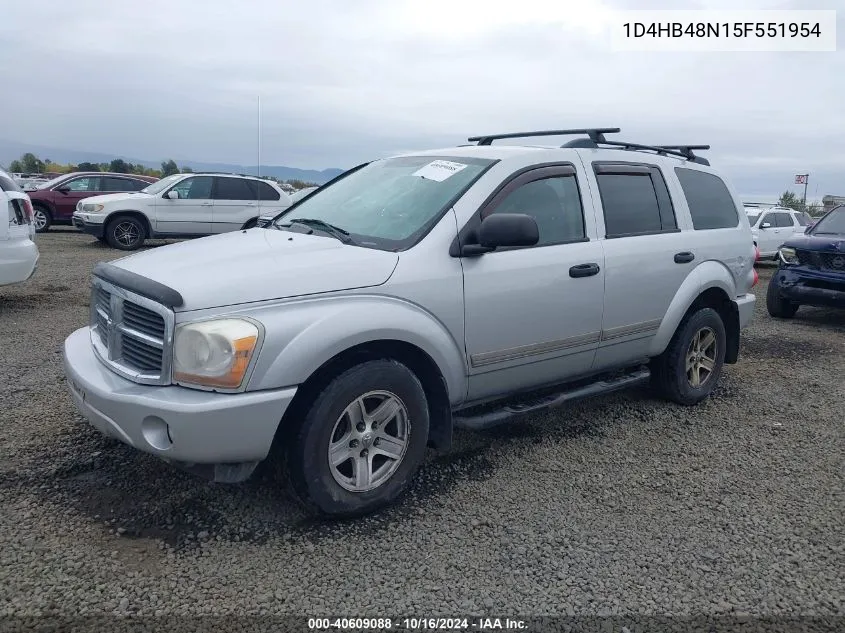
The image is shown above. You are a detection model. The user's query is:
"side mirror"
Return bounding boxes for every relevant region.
[462,213,539,255]
[55,186,70,194]
[165,190,179,200]
[760,222,772,229]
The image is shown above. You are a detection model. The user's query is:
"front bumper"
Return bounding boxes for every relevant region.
[63,327,297,480]
[735,293,756,329]
[770,267,845,309]
[0,238,39,286]
[72,215,106,238]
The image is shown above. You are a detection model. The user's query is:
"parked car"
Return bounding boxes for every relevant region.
[256,185,319,227]
[0,169,39,286]
[62,128,757,517]
[72,173,293,250]
[766,204,845,318]
[745,206,811,259]
[27,172,159,233]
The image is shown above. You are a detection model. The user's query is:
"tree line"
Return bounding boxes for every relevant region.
[777,191,824,217]
[2,153,318,188]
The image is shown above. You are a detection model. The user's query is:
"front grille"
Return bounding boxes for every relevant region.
[89,278,174,385]
[819,253,845,272]
[795,249,845,273]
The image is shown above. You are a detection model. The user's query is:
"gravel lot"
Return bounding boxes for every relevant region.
[1,228,843,625]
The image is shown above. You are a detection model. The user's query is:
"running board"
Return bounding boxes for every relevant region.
[452,367,651,431]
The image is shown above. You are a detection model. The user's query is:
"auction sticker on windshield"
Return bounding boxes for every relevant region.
[413,160,468,182]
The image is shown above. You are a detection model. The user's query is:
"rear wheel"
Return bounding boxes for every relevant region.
[284,359,429,517]
[651,307,726,406]
[32,206,51,233]
[105,215,146,251]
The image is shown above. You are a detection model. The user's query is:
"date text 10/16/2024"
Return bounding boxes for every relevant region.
[308,618,527,630]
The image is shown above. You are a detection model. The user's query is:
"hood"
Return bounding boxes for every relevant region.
[111,228,399,311]
[783,233,845,252]
[83,192,153,206]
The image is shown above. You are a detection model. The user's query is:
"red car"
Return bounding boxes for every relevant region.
[27,172,158,232]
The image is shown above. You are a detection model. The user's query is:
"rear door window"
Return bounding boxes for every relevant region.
[214,177,256,201]
[593,163,677,237]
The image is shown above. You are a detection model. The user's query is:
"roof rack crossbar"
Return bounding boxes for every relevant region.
[653,144,711,160]
[467,127,620,146]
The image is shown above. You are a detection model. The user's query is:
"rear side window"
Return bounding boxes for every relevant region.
[247,180,281,201]
[674,168,739,230]
[594,163,677,238]
[214,177,256,200]
[102,177,138,192]
[0,172,23,193]
[774,212,794,228]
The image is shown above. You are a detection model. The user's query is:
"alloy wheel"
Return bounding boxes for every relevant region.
[686,327,717,388]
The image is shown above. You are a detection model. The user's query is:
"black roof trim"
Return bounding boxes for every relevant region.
[468,128,620,146]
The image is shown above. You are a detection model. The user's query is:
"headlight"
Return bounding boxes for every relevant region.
[172,318,262,389]
[778,247,798,265]
[82,204,104,213]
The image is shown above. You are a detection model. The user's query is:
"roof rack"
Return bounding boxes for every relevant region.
[467,127,621,146]
[561,138,711,166]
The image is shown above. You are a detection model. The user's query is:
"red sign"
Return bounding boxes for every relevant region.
[795,174,808,184]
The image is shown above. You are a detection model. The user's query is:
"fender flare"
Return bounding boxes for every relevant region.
[648,261,736,357]
[247,295,468,405]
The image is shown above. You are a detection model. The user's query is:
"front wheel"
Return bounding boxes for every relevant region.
[766,279,798,318]
[105,216,146,251]
[284,359,430,517]
[651,307,726,406]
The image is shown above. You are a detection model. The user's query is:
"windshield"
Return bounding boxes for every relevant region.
[273,155,495,250]
[808,207,845,235]
[140,173,184,195]
[37,174,71,190]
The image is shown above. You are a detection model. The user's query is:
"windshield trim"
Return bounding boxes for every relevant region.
[272,155,499,252]
[140,173,187,195]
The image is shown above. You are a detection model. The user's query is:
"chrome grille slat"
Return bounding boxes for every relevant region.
[89,277,174,386]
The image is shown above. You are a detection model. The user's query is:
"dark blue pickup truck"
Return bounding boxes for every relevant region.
[767,205,845,318]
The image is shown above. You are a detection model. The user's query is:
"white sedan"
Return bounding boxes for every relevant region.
[0,169,39,286]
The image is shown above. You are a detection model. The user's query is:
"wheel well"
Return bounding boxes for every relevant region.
[106,212,151,237]
[32,202,52,217]
[687,287,740,364]
[277,340,453,451]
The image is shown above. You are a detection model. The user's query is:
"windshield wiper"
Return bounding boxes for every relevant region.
[280,218,353,243]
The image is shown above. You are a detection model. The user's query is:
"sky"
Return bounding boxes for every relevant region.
[1,0,843,200]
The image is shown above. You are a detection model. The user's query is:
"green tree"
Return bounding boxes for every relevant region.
[20,153,45,173]
[109,158,131,173]
[8,159,23,172]
[778,190,805,212]
[160,159,179,176]
[77,162,100,172]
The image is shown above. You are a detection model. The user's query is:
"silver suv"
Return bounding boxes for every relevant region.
[62,128,757,517]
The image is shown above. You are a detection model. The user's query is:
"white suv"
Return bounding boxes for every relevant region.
[745,206,811,259]
[0,169,39,286]
[72,173,293,250]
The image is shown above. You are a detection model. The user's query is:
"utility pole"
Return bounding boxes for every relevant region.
[257,95,262,179]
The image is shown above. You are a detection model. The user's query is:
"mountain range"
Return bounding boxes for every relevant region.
[0,139,344,184]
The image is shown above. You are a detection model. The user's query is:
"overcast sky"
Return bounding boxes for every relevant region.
[1,0,842,199]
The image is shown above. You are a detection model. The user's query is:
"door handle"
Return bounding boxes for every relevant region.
[674,252,695,264]
[200,202,212,206]
[569,263,600,278]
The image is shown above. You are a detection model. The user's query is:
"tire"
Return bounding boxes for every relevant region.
[105,215,146,251]
[651,307,726,406]
[32,206,51,233]
[284,359,430,518]
[766,279,798,318]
